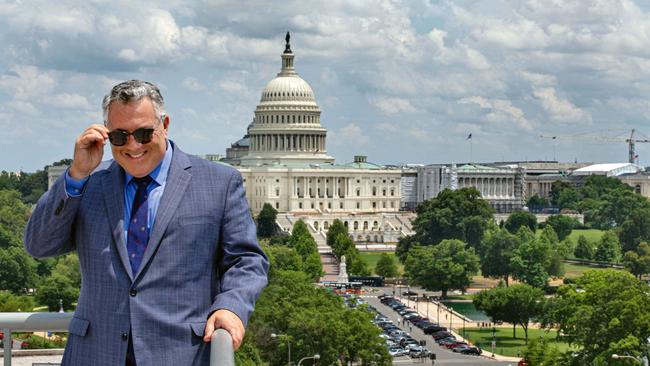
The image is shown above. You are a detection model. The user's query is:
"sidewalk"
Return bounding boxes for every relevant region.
[399,297,522,363]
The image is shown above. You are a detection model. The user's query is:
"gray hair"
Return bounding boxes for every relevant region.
[102,80,166,124]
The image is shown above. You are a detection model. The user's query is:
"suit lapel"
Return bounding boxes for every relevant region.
[134,146,192,280]
[101,161,134,280]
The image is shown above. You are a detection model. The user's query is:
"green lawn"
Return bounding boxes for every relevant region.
[567,229,604,244]
[563,262,622,279]
[358,252,403,275]
[462,327,574,357]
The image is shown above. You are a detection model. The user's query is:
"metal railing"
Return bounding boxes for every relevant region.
[0,312,234,366]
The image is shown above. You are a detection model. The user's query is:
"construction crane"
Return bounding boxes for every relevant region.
[627,129,650,164]
[540,129,650,164]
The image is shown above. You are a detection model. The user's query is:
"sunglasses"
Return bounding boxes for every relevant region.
[107,127,156,146]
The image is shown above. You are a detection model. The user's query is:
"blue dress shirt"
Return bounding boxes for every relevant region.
[65,139,173,240]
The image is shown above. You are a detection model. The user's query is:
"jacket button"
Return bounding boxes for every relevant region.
[130,288,137,297]
[122,333,128,340]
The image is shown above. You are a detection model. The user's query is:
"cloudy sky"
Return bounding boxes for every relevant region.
[2,0,650,172]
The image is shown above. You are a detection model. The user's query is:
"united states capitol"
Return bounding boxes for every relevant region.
[48,34,650,250]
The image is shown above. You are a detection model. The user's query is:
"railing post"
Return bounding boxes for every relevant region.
[3,328,12,366]
[210,328,234,366]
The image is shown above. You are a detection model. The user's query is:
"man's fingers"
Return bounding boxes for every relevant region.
[203,320,216,342]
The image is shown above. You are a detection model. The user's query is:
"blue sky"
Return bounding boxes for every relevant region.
[2,0,650,172]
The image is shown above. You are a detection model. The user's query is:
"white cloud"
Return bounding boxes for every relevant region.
[459,96,532,130]
[331,123,372,147]
[0,66,57,101]
[44,93,92,110]
[1,0,650,170]
[533,87,592,124]
[370,97,417,115]
[182,77,205,92]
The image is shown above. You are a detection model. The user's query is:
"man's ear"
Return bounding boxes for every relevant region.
[162,115,170,130]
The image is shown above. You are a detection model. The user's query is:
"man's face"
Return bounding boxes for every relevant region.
[106,97,169,178]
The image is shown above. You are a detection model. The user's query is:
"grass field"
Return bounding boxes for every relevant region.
[567,229,604,244]
[462,327,574,357]
[358,252,403,275]
[562,262,622,279]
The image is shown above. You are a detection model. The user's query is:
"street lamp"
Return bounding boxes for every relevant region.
[298,354,320,366]
[271,333,292,366]
[612,354,649,366]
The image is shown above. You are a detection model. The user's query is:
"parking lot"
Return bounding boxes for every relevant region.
[362,293,520,366]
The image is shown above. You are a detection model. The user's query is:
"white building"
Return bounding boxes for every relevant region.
[572,163,643,177]
[231,34,413,249]
[414,163,525,213]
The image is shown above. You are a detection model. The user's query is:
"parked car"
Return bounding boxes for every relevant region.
[408,346,430,358]
[423,325,447,334]
[388,347,408,357]
[431,331,454,340]
[453,344,482,355]
[445,341,467,349]
[436,337,458,346]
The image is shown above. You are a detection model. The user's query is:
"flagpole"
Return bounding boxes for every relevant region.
[467,133,473,163]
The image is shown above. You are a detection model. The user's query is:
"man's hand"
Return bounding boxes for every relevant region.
[69,124,109,179]
[203,309,245,350]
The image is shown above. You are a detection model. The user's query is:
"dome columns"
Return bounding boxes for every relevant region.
[250,132,327,153]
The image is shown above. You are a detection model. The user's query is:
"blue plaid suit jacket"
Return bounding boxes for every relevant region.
[25,144,269,365]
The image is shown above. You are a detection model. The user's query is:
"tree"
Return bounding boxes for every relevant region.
[405,239,480,298]
[256,203,278,238]
[265,245,303,276]
[479,227,520,286]
[473,284,544,343]
[521,339,564,366]
[623,243,650,280]
[619,207,650,253]
[0,291,34,311]
[550,180,574,207]
[0,189,30,240]
[594,188,649,229]
[326,219,348,255]
[36,273,79,311]
[0,247,38,294]
[374,253,398,278]
[409,187,494,249]
[594,230,621,263]
[526,195,549,210]
[545,215,576,241]
[249,270,391,366]
[510,228,563,288]
[345,245,370,276]
[542,270,650,365]
[574,235,594,260]
[556,188,581,210]
[504,211,538,234]
[287,220,322,281]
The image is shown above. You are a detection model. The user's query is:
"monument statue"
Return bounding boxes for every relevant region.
[337,255,349,284]
[284,31,292,53]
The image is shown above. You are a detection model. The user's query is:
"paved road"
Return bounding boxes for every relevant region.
[363,293,519,366]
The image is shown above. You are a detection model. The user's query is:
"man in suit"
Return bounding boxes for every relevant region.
[25,80,269,365]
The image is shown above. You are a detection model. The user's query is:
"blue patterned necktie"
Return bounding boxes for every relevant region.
[127,176,152,274]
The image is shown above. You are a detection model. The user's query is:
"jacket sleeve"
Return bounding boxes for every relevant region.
[24,174,81,258]
[209,170,269,326]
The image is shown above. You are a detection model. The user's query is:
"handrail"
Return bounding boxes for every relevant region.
[0,312,235,366]
[211,328,235,366]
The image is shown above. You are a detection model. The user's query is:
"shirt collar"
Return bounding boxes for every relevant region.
[124,139,173,186]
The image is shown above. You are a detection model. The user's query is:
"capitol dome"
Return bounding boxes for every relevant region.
[241,33,334,167]
[260,75,316,104]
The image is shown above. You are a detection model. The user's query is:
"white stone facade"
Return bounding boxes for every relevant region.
[415,163,525,213]
[223,34,413,250]
[240,165,402,215]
